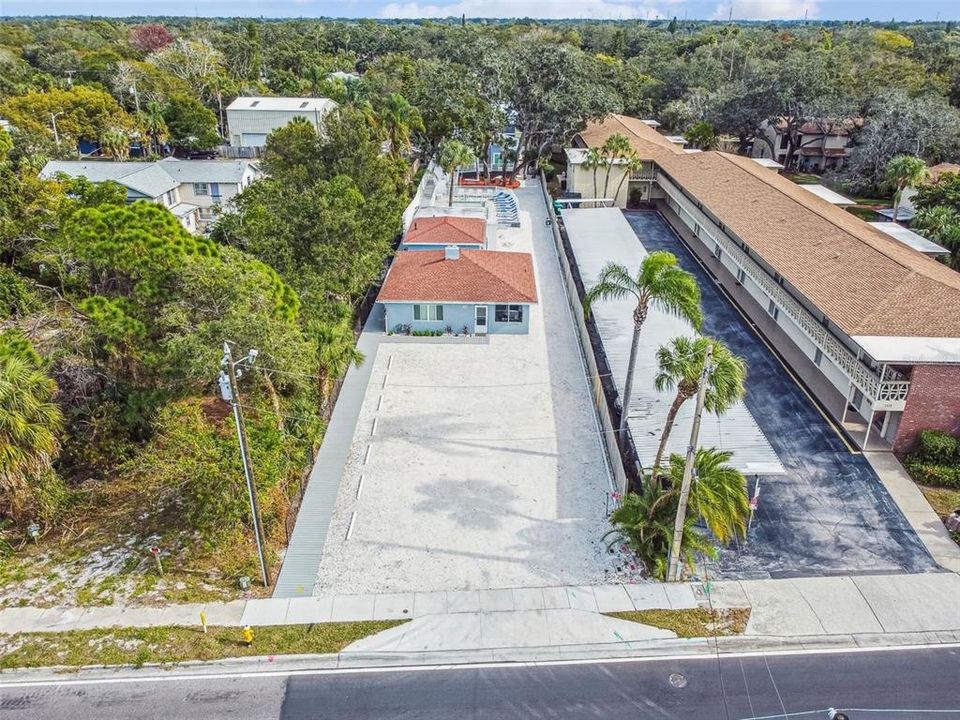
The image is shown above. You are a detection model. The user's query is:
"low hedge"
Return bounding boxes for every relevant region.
[906,460,960,489]
[914,430,959,465]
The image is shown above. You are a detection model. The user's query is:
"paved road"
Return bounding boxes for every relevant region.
[1,646,958,719]
[623,211,935,579]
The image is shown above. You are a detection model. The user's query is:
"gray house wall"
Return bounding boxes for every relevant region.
[227,109,328,148]
[381,302,532,335]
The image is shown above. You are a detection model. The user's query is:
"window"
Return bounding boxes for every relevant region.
[193,183,210,196]
[413,304,443,321]
[694,222,701,237]
[713,243,722,260]
[767,299,779,321]
[736,268,746,284]
[814,348,823,367]
[779,133,789,150]
[494,304,524,323]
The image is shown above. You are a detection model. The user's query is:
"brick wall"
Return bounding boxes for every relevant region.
[894,363,960,456]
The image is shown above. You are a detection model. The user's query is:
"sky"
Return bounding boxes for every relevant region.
[1,0,958,21]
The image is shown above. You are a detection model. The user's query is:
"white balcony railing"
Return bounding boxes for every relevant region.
[657,173,908,408]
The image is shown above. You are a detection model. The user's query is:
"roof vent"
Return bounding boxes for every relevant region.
[250,100,260,107]
[300,101,309,108]
[444,245,460,261]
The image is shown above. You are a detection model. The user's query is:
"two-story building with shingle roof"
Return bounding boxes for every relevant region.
[566,114,960,455]
[41,158,261,233]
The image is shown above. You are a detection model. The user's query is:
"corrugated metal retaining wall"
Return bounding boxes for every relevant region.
[539,172,630,494]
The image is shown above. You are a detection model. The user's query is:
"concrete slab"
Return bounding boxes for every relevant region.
[479,588,515,613]
[853,573,960,633]
[512,587,546,611]
[0,607,50,633]
[201,601,246,626]
[740,579,826,636]
[663,583,698,609]
[546,609,676,646]
[413,591,447,617]
[240,598,290,626]
[592,584,633,612]
[373,593,415,620]
[330,594,376,622]
[623,583,670,610]
[447,590,481,614]
[706,581,750,608]
[792,576,884,634]
[347,613,483,653]
[480,609,551,648]
[158,603,208,626]
[542,587,571,609]
[566,586,599,612]
[285,597,333,625]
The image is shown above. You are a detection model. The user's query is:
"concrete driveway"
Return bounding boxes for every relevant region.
[624,211,936,579]
[313,186,621,594]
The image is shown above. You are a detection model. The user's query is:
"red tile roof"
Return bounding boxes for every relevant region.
[403,216,486,246]
[378,249,538,304]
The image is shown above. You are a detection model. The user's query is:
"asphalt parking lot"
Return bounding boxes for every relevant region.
[624,211,936,579]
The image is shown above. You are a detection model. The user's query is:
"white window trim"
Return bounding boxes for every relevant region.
[413,304,444,321]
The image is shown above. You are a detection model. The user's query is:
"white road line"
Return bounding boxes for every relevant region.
[356,474,365,499]
[363,445,372,465]
[377,395,384,412]
[387,355,394,370]
[371,417,378,436]
[1,643,955,689]
[345,512,357,540]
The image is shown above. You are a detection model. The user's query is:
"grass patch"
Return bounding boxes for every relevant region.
[0,620,405,670]
[786,173,820,185]
[919,485,960,547]
[845,206,884,221]
[607,608,750,638]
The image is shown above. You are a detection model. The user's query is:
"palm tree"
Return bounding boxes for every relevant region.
[139,101,168,155]
[380,93,424,160]
[652,335,747,473]
[315,316,364,415]
[439,139,474,207]
[612,152,644,207]
[605,480,716,581]
[100,128,130,160]
[582,146,604,199]
[600,133,632,199]
[886,155,927,221]
[666,447,749,545]
[584,254,703,437]
[0,354,63,522]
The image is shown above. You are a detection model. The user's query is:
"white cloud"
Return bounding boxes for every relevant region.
[713,0,819,20]
[380,0,668,20]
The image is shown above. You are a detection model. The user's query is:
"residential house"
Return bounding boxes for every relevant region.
[226,96,337,149]
[566,113,960,455]
[378,246,538,335]
[40,158,261,233]
[401,216,487,251]
[751,117,858,172]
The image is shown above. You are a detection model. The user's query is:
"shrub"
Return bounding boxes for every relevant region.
[915,430,959,464]
[906,461,960,489]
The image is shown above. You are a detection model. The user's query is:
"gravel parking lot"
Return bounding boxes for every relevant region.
[314,186,623,594]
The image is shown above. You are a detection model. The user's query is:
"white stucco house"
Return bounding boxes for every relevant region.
[225,96,338,149]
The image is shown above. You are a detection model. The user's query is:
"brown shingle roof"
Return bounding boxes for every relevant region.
[654,149,960,338]
[378,249,538,304]
[927,162,960,182]
[404,216,486,246]
[576,114,685,159]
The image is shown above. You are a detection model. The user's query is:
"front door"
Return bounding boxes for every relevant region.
[475,305,487,335]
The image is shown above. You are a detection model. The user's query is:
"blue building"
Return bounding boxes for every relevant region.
[378,246,538,336]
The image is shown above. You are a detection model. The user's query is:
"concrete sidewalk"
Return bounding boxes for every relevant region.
[2,573,957,647]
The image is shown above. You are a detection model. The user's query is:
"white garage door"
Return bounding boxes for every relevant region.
[241,133,269,147]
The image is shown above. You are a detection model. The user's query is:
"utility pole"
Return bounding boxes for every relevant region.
[667,343,713,583]
[219,342,270,587]
[130,82,140,114]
